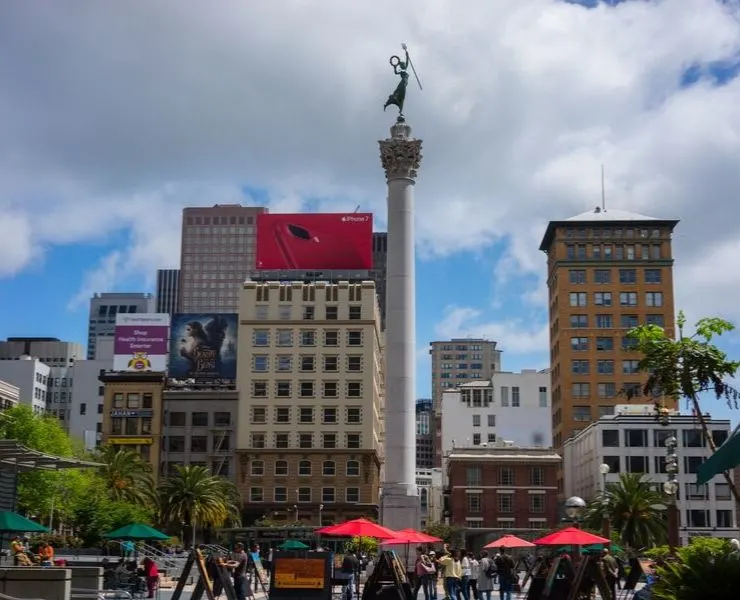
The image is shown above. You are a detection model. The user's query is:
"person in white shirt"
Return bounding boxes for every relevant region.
[460,552,472,600]
[467,552,480,600]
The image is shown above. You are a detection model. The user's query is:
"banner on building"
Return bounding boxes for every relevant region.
[168,314,238,381]
[113,313,170,372]
[255,213,373,270]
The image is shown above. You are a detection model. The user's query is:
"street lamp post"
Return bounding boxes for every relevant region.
[319,504,324,527]
[564,496,587,527]
[599,463,611,540]
[664,434,680,554]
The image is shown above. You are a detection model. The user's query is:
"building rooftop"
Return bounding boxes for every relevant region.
[539,206,680,251]
[566,207,658,222]
[447,446,561,463]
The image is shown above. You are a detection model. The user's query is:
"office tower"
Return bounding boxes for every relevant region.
[539,207,679,491]
[415,399,434,469]
[155,269,180,314]
[371,232,388,327]
[236,280,384,525]
[429,339,502,466]
[87,293,155,360]
[178,204,267,313]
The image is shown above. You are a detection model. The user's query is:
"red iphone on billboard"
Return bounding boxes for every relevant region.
[256,213,373,270]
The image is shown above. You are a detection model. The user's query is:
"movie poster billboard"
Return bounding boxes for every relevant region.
[168,314,238,381]
[255,213,373,270]
[113,313,170,372]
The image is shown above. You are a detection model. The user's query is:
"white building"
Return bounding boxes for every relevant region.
[440,370,551,474]
[0,337,84,423]
[68,359,111,449]
[415,468,444,527]
[0,357,50,413]
[563,405,738,545]
[87,292,154,360]
[0,379,20,410]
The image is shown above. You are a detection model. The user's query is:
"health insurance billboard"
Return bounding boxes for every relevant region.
[113,313,170,372]
[255,213,373,270]
[168,314,238,381]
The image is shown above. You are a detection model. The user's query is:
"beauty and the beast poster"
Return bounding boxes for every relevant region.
[168,313,238,380]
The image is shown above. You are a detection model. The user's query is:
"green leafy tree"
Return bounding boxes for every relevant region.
[584,473,667,549]
[95,445,155,506]
[422,521,461,545]
[159,465,241,548]
[0,405,77,518]
[627,312,740,502]
[651,538,740,600]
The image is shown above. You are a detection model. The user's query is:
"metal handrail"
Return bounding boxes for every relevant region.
[71,591,133,600]
[0,594,44,600]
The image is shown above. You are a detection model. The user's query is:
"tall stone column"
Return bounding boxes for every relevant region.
[379,118,422,531]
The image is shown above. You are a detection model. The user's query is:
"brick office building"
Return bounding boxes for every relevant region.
[446,444,561,547]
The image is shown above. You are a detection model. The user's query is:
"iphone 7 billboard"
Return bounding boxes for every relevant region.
[255,213,373,270]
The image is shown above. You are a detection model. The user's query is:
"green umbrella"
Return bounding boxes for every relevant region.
[279,539,309,550]
[103,523,170,541]
[0,511,49,533]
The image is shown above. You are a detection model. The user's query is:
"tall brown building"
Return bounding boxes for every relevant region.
[539,207,679,491]
[178,204,268,313]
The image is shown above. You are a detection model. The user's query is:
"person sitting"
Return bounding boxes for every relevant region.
[10,536,32,566]
[39,542,54,566]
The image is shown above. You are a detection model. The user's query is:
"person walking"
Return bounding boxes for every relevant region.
[477,551,495,600]
[494,547,516,600]
[467,552,479,600]
[414,546,436,600]
[460,551,471,600]
[437,547,462,600]
[225,542,254,600]
[601,548,619,600]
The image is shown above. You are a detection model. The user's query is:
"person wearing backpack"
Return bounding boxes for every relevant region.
[494,547,516,600]
[476,550,495,600]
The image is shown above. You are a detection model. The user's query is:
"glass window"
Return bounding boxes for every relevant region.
[625,429,648,447]
[169,412,186,427]
[192,412,208,427]
[602,430,619,447]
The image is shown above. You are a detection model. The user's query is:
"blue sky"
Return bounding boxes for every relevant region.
[2,0,740,430]
[0,228,547,400]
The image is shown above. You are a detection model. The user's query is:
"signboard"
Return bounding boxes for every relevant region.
[255,213,373,270]
[108,437,153,445]
[273,557,325,589]
[113,313,170,372]
[110,410,153,418]
[168,314,238,381]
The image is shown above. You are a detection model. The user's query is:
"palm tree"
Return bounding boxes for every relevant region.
[584,473,667,549]
[96,445,155,505]
[159,465,241,548]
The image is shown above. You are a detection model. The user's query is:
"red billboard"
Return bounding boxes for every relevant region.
[256,213,373,270]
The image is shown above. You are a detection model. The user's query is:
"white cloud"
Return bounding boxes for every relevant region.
[434,306,549,356]
[0,0,739,324]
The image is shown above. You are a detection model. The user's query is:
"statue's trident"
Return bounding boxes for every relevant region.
[401,43,423,90]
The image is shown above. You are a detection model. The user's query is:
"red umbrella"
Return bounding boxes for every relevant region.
[484,535,535,549]
[316,518,398,539]
[533,527,610,546]
[381,528,442,545]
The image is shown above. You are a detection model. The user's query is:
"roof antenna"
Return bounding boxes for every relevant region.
[601,164,606,212]
[353,205,360,213]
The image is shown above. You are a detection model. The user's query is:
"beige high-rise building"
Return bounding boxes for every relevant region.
[236,280,384,525]
[178,204,267,313]
[429,339,501,466]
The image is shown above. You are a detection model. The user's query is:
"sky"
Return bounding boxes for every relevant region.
[1,0,740,426]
